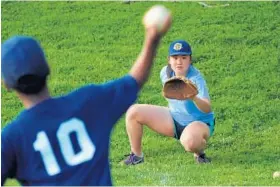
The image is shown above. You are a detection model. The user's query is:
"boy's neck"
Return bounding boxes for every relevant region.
[17,87,51,109]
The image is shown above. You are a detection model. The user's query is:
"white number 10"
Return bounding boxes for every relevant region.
[33,118,95,176]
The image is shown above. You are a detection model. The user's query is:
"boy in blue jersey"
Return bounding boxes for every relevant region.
[123,40,215,165]
[1,13,172,186]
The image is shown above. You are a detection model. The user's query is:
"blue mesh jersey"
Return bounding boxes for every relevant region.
[160,65,214,125]
[1,75,139,186]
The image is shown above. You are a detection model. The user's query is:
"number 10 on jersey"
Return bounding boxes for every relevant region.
[33,118,95,176]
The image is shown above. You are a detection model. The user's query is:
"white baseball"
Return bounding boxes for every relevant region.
[143,5,171,32]
[273,171,280,179]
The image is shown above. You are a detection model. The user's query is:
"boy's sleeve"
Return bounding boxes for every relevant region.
[99,75,139,123]
[1,128,17,186]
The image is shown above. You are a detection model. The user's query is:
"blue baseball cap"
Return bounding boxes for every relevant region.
[168,40,192,56]
[1,36,50,89]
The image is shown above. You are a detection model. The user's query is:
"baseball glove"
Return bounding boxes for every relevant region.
[163,76,198,100]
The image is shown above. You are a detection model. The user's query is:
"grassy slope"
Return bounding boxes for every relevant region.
[1,1,280,185]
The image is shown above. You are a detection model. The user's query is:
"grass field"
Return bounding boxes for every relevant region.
[1,1,280,186]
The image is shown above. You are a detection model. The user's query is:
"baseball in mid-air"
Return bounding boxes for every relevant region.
[273,171,280,179]
[143,5,171,33]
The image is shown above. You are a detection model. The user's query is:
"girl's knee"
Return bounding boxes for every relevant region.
[180,136,196,152]
[126,104,141,121]
[186,121,210,139]
[126,104,150,125]
[180,135,205,152]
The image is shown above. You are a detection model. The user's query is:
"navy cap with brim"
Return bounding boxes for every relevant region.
[169,52,192,56]
[1,36,50,88]
[168,40,192,57]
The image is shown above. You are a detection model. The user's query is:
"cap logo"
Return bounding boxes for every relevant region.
[173,43,183,51]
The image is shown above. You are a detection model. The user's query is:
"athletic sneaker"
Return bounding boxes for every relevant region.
[195,153,211,164]
[123,153,144,165]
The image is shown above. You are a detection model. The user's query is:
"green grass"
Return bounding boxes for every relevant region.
[1,1,280,186]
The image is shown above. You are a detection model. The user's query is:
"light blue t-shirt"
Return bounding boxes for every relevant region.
[160,65,214,126]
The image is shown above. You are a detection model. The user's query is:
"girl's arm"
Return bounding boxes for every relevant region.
[191,96,212,113]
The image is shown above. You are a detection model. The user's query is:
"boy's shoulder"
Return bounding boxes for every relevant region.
[2,116,23,142]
